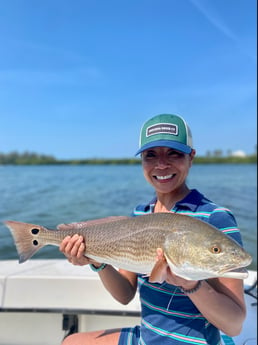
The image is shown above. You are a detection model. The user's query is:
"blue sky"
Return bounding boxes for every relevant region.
[0,0,256,159]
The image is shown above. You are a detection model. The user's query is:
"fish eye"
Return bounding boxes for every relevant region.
[210,245,221,254]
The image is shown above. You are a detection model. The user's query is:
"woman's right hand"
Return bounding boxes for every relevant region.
[60,234,95,266]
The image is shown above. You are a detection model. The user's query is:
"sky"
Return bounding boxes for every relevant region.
[0,0,256,159]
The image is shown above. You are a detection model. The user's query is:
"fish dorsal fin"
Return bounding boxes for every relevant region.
[57,216,130,231]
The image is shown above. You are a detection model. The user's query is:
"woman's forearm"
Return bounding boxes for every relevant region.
[98,266,137,305]
[188,279,246,337]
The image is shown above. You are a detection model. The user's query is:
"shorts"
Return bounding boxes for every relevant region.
[118,326,140,345]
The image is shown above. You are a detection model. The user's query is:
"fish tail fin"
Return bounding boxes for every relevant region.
[4,220,48,263]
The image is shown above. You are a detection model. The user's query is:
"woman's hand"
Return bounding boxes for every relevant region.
[59,234,101,267]
[155,248,199,290]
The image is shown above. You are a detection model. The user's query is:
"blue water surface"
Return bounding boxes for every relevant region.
[0,164,256,269]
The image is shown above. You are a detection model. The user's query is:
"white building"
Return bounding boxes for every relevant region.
[231,150,247,157]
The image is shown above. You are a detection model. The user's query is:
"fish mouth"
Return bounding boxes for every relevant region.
[218,255,252,279]
[218,266,249,279]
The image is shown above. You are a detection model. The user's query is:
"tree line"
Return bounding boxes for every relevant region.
[0,151,256,165]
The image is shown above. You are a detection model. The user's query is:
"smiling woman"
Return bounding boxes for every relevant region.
[59,113,249,345]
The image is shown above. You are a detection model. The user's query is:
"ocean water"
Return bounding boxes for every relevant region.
[0,164,256,269]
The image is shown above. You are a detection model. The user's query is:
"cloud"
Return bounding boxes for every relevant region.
[189,0,256,61]
[189,0,237,41]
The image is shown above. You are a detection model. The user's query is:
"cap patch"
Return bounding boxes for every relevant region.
[147,123,178,137]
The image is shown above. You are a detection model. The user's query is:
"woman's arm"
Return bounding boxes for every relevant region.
[189,277,246,337]
[98,267,137,305]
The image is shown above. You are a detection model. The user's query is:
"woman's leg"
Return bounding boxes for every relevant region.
[62,328,121,345]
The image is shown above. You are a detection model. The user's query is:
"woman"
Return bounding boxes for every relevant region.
[60,114,246,345]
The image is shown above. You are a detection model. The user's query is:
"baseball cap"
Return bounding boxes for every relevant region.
[135,114,193,155]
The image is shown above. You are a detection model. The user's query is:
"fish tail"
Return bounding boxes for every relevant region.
[4,220,49,263]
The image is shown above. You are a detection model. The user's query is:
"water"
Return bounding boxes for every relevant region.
[0,164,256,269]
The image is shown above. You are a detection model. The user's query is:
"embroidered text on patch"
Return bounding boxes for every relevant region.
[146,123,178,137]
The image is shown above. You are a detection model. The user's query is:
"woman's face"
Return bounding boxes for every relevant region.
[141,146,195,195]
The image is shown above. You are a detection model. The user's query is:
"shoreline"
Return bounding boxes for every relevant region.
[0,156,257,165]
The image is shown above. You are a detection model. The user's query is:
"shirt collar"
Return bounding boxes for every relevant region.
[174,189,204,212]
[147,189,204,213]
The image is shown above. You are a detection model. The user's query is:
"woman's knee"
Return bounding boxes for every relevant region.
[61,329,120,345]
[62,332,81,345]
[62,332,94,345]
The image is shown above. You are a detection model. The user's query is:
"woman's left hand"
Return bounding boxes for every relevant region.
[154,248,199,290]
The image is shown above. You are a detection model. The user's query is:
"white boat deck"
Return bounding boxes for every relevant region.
[0,259,141,313]
[0,259,256,345]
[0,259,141,345]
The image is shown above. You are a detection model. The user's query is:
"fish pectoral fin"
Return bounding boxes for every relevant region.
[149,254,168,284]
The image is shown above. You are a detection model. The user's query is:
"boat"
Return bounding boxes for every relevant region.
[0,259,256,345]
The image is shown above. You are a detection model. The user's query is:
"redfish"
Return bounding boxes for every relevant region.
[4,213,252,282]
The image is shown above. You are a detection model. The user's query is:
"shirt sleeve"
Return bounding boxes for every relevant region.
[208,208,243,247]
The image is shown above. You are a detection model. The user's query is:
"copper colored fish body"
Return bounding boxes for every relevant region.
[4,213,252,282]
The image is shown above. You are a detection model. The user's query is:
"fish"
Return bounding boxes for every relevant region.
[4,213,252,282]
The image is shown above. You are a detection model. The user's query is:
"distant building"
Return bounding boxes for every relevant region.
[231,150,247,157]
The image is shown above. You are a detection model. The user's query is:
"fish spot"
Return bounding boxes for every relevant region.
[33,240,39,246]
[31,228,39,235]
